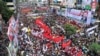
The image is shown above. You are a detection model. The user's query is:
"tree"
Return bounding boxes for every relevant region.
[0,0,13,23]
[64,24,77,37]
[89,43,100,54]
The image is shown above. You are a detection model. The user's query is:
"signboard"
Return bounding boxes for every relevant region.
[65,8,92,25]
[69,9,82,16]
[65,9,88,20]
[67,13,82,20]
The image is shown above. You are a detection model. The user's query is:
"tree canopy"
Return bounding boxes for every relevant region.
[0,0,13,23]
[64,24,77,36]
[89,43,100,53]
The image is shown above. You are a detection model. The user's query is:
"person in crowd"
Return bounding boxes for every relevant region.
[0,15,2,35]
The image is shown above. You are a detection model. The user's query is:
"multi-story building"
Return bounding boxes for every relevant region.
[3,0,33,10]
[3,0,14,10]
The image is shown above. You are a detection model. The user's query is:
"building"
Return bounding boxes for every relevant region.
[3,0,34,10]
[3,0,14,10]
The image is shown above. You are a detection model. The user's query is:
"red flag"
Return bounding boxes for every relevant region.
[46,43,52,49]
[52,36,63,43]
[62,40,72,48]
[7,26,13,41]
[35,18,65,43]
[35,18,51,35]
[8,34,13,42]
[35,19,45,27]
[43,32,52,40]
[76,50,82,56]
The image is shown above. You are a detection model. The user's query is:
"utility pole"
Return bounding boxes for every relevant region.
[48,0,50,7]
[13,0,18,20]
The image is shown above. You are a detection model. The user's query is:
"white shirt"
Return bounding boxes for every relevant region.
[43,45,47,53]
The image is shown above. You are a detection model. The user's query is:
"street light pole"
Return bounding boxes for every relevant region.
[13,0,18,20]
[48,0,50,7]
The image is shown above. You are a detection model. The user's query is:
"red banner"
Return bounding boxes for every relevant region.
[62,40,72,48]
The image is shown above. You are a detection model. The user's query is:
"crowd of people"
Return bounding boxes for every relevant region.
[15,9,99,56]
[0,5,100,56]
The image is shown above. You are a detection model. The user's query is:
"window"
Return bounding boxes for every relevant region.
[7,5,14,7]
[4,0,13,2]
[77,0,82,4]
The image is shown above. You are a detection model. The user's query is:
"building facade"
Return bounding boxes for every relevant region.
[3,0,14,10]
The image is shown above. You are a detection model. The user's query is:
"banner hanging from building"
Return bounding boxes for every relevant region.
[65,8,92,25]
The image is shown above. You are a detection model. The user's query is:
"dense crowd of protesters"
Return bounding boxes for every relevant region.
[0,6,100,56]
[15,9,99,56]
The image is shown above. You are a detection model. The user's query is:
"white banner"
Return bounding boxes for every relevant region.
[86,11,92,25]
[67,13,82,20]
[70,9,82,16]
[88,30,94,36]
[65,8,88,20]
[86,25,98,32]
[65,8,92,25]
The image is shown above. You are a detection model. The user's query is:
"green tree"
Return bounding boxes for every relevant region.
[64,24,77,37]
[0,0,13,23]
[89,43,100,53]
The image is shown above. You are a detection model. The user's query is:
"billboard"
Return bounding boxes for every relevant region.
[65,8,92,25]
